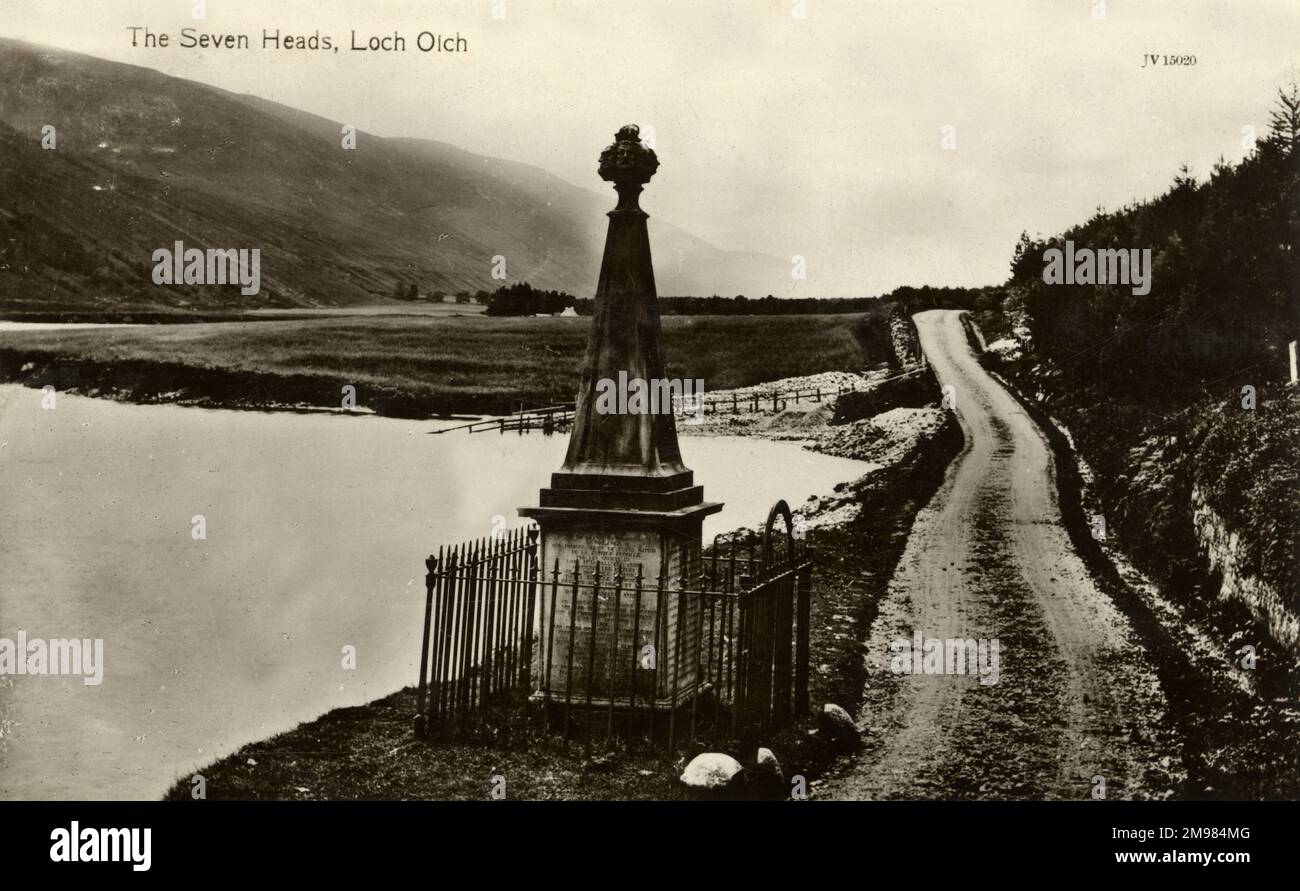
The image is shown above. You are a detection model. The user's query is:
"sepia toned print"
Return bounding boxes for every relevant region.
[0,2,1294,836]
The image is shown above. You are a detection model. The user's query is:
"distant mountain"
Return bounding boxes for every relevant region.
[0,39,786,311]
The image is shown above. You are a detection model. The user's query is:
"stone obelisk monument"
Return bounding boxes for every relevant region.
[520,124,722,706]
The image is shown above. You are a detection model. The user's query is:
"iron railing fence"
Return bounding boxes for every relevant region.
[412,527,539,740]
[413,503,813,752]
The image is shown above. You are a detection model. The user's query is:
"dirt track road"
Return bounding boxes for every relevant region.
[822,310,1181,800]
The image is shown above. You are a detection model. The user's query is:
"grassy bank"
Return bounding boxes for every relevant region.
[0,313,871,418]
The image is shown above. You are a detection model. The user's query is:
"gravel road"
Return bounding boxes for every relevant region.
[821,309,1181,800]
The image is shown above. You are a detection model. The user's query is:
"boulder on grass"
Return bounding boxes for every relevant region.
[820,703,857,739]
[728,747,788,801]
[680,753,744,790]
[756,747,782,777]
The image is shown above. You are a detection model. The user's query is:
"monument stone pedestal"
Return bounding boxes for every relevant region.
[521,475,721,706]
[519,125,722,709]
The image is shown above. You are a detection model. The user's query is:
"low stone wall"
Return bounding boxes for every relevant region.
[888,311,923,367]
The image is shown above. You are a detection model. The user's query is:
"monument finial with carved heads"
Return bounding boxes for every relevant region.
[598,124,659,211]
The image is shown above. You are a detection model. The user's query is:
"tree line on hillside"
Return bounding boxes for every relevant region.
[461,283,999,317]
[655,295,877,315]
[873,284,1007,317]
[392,282,488,303]
[483,282,578,316]
[1005,84,1299,402]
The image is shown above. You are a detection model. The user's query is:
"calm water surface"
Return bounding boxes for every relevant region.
[0,385,867,799]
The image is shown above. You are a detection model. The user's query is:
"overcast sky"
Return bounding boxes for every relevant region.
[4,0,1298,296]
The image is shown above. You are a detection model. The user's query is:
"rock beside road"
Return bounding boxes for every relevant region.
[820,703,857,739]
[679,752,744,789]
[734,748,789,801]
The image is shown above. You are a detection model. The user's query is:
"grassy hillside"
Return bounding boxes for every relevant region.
[0,39,786,312]
[0,313,869,416]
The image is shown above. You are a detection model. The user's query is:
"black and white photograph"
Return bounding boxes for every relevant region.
[0,0,1295,873]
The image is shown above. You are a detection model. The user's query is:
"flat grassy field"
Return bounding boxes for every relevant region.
[0,313,870,416]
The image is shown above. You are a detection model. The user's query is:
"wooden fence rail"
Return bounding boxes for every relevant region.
[432,369,924,436]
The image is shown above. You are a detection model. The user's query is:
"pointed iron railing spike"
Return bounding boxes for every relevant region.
[584,561,601,753]
[563,558,581,741]
[607,564,623,740]
[629,565,644,737]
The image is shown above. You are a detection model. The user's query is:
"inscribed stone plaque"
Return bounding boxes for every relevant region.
[533,527,703,702]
